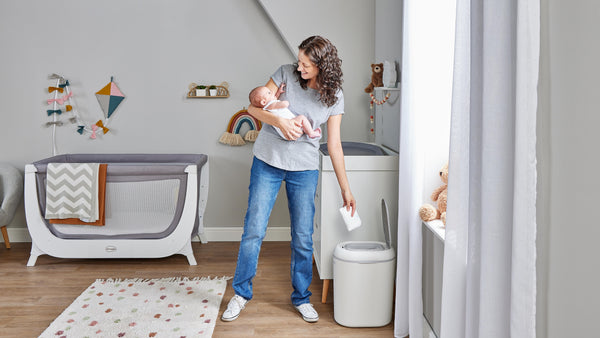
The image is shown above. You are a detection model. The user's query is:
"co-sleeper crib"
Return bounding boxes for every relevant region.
[24,154,208,266]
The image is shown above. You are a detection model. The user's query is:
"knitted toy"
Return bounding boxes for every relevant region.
[419,162,448,225]
[364,63,384,93]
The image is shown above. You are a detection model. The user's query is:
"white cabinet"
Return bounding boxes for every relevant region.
[313,142,399,281]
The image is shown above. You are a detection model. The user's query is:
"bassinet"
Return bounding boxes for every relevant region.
[24,154,208,266]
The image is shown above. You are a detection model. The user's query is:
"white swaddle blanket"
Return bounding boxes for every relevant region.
[45,163,100,222]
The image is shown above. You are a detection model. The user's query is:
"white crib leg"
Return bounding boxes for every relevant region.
[198,233,208,244]
[27,243,44,267]
[179,241,197,266]
[186,254,197,266]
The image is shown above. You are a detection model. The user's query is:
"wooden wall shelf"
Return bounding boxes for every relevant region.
[187,81,230,98]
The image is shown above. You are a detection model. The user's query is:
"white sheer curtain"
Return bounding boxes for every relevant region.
[440,0,539,337]
[394,0,456,337]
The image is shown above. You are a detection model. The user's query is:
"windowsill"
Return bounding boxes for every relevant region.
[423,220,445,242]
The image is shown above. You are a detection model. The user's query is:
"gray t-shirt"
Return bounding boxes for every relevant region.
[253,64,344,171]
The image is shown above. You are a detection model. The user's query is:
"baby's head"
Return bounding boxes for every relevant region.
[249,86,276,108]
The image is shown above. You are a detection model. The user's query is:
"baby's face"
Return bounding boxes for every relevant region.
[259,87,276,105]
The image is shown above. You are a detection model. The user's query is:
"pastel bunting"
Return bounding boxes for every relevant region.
[46,75,117,140]
[95,120,109,134]
[45,121,63,127]
[47,92,73,105]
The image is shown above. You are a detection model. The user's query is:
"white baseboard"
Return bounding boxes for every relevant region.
[6,226,291,243]
[197,226,291,242]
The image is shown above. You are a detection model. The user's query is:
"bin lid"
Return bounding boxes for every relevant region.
[381,199,392,249]
[334,241,395,262]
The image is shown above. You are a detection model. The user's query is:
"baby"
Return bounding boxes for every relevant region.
[249,84,321,139]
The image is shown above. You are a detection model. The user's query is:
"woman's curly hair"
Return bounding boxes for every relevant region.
[295,36,343,107]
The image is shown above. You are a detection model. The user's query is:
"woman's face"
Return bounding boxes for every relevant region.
[297,50,319,86]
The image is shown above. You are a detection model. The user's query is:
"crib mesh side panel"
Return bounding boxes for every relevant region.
[36,173,189,240]
[52,179,180,237]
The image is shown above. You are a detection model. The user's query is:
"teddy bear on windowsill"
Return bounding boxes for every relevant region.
[419,162,448,226]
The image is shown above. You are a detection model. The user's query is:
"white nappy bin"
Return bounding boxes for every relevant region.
[333,199,396,327]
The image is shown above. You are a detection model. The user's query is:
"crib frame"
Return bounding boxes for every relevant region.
[24,154,209,267]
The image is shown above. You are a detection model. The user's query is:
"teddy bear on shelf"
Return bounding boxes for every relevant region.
[419,162,448,226]
[364,63,384,93]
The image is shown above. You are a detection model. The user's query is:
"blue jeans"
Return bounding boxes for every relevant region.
[232,157,319,306]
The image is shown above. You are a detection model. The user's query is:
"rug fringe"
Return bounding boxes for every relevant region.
[95,276,232,283]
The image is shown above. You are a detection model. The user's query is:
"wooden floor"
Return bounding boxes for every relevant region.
[0,242,394,337]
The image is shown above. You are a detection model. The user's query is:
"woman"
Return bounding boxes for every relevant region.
[222,36,356,323]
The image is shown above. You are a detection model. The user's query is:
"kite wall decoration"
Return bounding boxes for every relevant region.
[44,74,125,155]
[96,76,125,119]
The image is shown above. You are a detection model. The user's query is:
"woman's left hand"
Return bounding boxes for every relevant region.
[342,190,357,217]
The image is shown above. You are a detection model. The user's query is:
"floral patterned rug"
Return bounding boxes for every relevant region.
[40,277,230,338]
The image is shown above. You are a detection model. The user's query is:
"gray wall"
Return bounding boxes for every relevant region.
[538,0,600,336]
[0,0,376,235]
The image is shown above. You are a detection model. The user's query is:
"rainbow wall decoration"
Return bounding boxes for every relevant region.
[219,109,262,146]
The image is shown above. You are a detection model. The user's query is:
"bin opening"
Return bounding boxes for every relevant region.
[342,242,387,251]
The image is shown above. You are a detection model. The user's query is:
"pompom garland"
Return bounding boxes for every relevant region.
[368,90,391,138]
[369,92,391,109]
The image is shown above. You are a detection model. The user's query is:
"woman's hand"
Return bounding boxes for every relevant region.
[277,117,303,141]
[342,189,357,217]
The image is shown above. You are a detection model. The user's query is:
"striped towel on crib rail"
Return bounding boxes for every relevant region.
[45,163,100,222]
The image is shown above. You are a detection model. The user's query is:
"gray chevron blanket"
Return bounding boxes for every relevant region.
[45,163,100,222]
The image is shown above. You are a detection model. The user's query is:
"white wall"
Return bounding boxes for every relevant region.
[0,0,375,236]
[538,0,600,336]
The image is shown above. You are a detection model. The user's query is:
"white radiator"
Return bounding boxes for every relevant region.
[422,220,445,337]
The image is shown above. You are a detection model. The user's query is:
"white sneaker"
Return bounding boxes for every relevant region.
[295,303,319,323]
[221,295,248,322]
